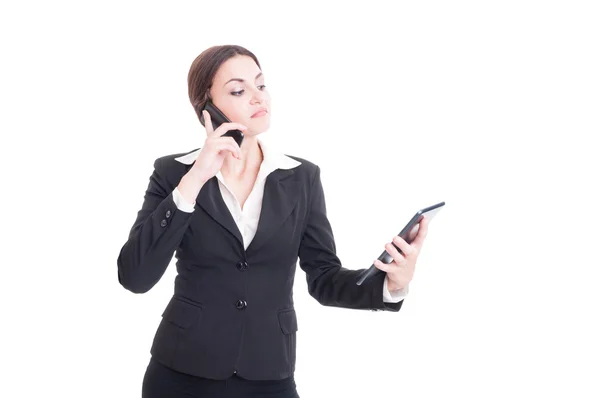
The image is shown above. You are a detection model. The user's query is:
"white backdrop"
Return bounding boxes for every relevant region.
[1,1,599,397]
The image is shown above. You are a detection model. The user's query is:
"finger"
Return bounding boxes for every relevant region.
[214,122,248,136]
[411,217,429,249]
[373,259,395,273]
[212,142,242,159]
[202,110,214,135]
[392,236,414,257]
[385,242,407,266]
[407,223,420,243]
[216,137,243,157]
[207,135,242,154]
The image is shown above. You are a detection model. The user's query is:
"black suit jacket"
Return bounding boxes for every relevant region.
[117,149,403,380]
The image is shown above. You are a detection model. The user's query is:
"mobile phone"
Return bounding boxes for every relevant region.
[355,201,445,286]
[200,100,244,147]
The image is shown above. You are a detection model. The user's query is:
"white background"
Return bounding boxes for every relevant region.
[1,1,599,397]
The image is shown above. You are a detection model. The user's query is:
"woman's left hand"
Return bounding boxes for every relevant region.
[373,217,429,292]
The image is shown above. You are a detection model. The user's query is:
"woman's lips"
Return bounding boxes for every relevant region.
[251,110,267,118]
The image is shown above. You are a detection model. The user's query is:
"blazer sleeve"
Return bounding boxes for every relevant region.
[297,166,404,312]
[117,157,194,293]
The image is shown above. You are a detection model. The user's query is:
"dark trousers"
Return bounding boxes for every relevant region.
[142,357,300,398]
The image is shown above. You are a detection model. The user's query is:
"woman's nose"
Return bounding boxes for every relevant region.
[251,89,266,104]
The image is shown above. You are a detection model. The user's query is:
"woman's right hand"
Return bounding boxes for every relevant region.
[176,110,247,204]
[190,110,247,183]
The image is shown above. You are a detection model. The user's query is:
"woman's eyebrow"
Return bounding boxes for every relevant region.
[223,72,263,87]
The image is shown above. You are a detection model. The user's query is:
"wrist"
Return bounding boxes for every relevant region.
[186,167,209,185]
[386,277,404,292]
[177,172,207,204]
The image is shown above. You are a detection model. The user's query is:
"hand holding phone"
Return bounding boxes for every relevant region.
[183,103,246,180]
[176,102,249,204]
[200,101,245,147]
[355,202,445,286]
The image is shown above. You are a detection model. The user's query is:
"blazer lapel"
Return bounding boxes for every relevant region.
[196,177,244,247]
[246,168,300,255]
[195,168,301,253]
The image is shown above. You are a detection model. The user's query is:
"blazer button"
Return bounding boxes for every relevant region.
[165,210,172,219]
[236,261,249,271]
[236,300,247,310]
[160,219,167,227]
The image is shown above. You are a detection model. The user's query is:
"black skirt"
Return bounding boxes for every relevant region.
[142,357,300,398]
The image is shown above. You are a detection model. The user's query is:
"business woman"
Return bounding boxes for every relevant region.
[117,44,429,398]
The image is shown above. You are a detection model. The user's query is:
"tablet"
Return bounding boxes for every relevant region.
[355,201,445,286]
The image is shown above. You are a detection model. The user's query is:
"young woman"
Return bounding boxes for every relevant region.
[117,44,429,398]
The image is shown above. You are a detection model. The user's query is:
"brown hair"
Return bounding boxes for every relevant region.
[188,45,261,126]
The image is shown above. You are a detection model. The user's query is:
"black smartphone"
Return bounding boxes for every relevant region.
[200,100,244,147]
[355,201,445,286]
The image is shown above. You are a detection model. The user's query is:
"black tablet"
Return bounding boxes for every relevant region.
[355,201,445,286]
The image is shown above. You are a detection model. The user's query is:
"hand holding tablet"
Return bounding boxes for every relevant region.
[355,202,445,286]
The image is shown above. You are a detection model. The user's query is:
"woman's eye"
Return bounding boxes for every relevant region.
[231,85,265,96]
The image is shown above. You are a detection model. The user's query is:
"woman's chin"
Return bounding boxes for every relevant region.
[246,120,270,135]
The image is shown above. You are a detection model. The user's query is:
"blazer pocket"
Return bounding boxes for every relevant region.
[162,297,202,329]
[278,309,298,335]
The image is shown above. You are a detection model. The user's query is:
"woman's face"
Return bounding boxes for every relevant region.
[209,55,270,135]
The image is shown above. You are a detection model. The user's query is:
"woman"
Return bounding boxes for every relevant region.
[117,44,429,398]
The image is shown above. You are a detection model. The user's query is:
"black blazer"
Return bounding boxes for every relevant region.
[117,149,403,380]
